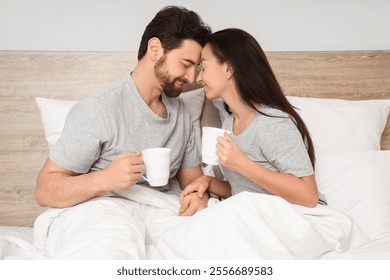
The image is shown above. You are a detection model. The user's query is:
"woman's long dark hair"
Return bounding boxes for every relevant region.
[208,28,315,168]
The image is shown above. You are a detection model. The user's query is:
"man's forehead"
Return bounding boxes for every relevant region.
[172,39,202,62]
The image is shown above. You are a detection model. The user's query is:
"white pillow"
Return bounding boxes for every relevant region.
[179,88,204,123]
[35,88,204,150]
[315,151,390,241]
[287,96,390,153]
[35,97,77,150]
[179,88,205,152]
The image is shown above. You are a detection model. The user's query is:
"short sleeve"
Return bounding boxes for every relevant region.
[261,117,314,177]
[49,101,108,174]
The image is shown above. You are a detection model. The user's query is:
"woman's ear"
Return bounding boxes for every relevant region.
[147,37,163,61]
[225,63,234,80]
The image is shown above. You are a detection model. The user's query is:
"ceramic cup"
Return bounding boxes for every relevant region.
[201,127,229,165]
[141,147,171,187]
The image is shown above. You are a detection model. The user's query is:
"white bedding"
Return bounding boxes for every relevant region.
[1,184,385,260]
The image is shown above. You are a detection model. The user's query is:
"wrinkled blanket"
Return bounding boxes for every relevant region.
[1,185,369,259]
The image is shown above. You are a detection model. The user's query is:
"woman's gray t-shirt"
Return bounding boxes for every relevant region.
[221,105,314,196]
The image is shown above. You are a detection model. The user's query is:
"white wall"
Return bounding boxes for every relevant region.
[0,0,389,51]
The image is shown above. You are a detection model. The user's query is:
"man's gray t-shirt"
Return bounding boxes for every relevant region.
[221,104,314,196]
[50,75,201,184]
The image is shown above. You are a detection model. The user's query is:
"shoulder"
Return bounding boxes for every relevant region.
[258,105,290,119]
[254,105,290,127]
[72,78,130,116]
[254,105,300,138]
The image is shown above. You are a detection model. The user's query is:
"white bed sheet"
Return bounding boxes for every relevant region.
[320,236,390,259]
[0,226,33,243]
[0,226,45,260]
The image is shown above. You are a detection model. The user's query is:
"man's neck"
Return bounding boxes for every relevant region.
[131,66,167,118]
[131,65,162,107]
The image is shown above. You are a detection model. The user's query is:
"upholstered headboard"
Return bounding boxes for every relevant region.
[1,50,389,227]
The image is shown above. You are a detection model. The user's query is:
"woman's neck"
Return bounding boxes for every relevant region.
[225,95,259,135]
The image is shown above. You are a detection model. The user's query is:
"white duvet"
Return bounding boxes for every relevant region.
[0,184,371,260]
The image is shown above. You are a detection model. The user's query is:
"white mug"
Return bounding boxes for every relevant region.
[141,147,171,187]
[201,127,229,165]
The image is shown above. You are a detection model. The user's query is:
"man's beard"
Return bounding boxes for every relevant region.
[154,55,189,98]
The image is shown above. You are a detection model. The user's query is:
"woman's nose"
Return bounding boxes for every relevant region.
[196,71,203,84]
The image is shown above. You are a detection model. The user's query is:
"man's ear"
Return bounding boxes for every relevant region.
[147,37,163,61]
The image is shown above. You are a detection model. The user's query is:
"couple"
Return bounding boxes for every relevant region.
[35,6,319,258]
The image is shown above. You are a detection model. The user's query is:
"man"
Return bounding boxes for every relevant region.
[34,6,211,258]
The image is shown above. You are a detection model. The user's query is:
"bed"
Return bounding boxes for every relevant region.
[0,50,390,260]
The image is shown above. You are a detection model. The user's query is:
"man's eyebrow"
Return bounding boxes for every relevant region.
[183,58,196,65]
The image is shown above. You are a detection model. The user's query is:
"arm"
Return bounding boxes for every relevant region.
[176,164,204,190]
[35,152,144,208]
[217,132,319,207]
[237,162,318,207]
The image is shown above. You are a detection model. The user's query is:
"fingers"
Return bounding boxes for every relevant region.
[179,193,208,216]
[180,204,198,216]
[103,152,146,191]
[129,163,144,174]
[216,132,232,149]
[180,185,195,201]
[179,199,198,216]
[117,151,141,159]
[216,135,228,156]
[116,152,144,167]
[180,187,202,205]
[216,132,237,167]
[216,135,226,146]
[117,152,143,164]
[114,152,145,179]
[179,196,190,215]
[197,190,204,199]
[179,190,188,203]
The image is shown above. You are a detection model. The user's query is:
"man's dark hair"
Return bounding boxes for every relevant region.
[137,6,211,60]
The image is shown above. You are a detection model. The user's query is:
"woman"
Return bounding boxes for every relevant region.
[180,28,320,211]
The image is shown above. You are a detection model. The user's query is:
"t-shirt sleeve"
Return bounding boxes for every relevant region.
[261,117,314,177]
[49,101,108,174]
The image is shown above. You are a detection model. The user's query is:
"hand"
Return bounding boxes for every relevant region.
[179,175,211,203]
[179,192,209,216]
[216,132,250,173]
[101,152,144,191]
